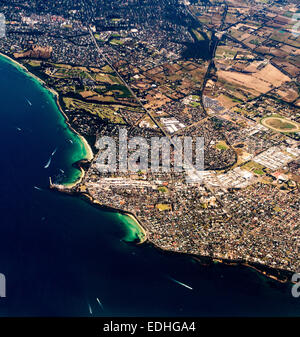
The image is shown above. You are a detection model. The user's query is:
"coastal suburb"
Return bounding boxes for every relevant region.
[1,0,299,284]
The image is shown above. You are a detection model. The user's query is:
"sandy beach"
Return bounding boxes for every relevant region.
[0,52,46,86]
[125,213,148,244]
[62,167,86,189]
[87,195,148,244]
[60,190,149,244]
[0,52,94,184]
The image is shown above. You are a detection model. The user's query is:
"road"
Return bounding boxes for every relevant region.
[89,27,232,213]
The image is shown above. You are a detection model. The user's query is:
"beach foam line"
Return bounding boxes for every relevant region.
[124,213,148,244]
[0,53,94,187]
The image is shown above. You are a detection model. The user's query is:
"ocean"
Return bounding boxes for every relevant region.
[0,54,299,316]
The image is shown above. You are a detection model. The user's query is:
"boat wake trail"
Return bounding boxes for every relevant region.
[25,97,32,106]
[168,276,193,290]
[51,147,57,156]
[44,147,57,169]
[96,298,104,310]
[88,303,93,315]
[44,157,52,169]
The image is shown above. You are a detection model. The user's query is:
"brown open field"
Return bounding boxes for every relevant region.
[258,64,290,86]
[79,91,95,98]
[144,91,171,109]
[273,88,299,102]
[217,63,291,96]
[217,94,239,108]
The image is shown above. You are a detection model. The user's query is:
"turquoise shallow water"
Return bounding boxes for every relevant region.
[0,55,88,185]
[0,54,300,317]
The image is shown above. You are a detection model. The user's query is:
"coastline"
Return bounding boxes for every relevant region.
[152,245,294,284]
[49,182,294,284]
[1,51,295,285]
[80,192,149,244]
[0,52,94,184]
[0,51,28,72]
[123,213,148,244]
[0,51,147,245]
[48,181,148,244]
[50,167,86,190]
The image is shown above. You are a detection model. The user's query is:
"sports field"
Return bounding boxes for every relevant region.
[261,116,299,133]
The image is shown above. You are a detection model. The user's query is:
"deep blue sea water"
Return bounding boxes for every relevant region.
[0,54,300,317]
